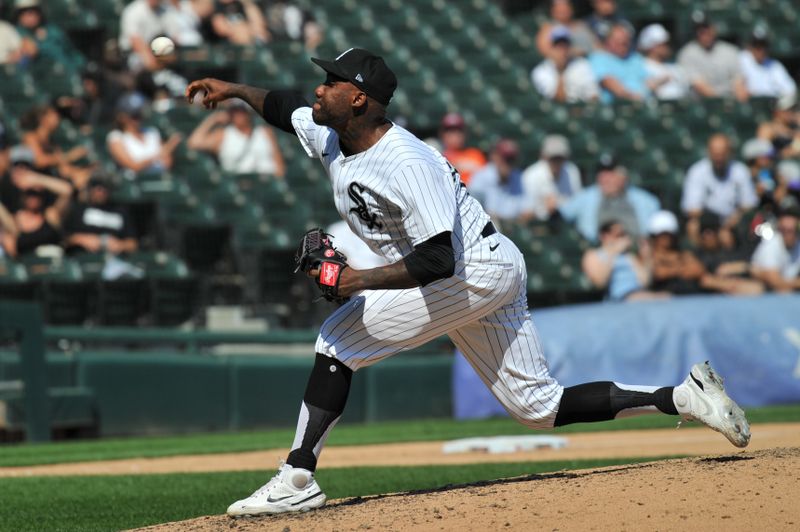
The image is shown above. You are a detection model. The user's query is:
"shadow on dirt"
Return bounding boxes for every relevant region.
[330,461,659,510]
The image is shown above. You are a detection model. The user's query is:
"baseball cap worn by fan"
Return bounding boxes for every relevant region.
[596,152,619,172]
[494,139,519,161]
[638,24,670,52]
[742,138,773,161]
[440,112,466,130]
[550,25,572,45]
[14,0,41,10]
[10,145,35,167]
[311,48,397,106]
[541,135,570,159]
[647,210,679,235]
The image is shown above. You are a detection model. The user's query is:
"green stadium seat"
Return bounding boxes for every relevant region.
[0,258,35,301]
[20,256,89,325]
[125,251,198,325]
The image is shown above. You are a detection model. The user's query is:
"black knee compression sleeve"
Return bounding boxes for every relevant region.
[287,354,353,471]
[554,382,677,426]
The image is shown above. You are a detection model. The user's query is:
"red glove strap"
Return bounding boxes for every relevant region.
[319,261,342,287]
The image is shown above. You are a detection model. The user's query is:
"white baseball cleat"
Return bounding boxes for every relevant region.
[227,462,327,517]
[673,361,751,448]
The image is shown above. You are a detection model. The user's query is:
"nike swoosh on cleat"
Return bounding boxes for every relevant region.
[291,491,323,506]
[266,494,294,503]
[690,373,705,391]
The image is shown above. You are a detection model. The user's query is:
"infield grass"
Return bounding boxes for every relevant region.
[1,404,796,468]
[0,456,676,532]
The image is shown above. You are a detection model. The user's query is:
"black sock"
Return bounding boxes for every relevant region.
[553,382,677,427]
[286,354,352,472]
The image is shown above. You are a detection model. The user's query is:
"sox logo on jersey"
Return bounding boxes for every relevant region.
[348,182,383,230]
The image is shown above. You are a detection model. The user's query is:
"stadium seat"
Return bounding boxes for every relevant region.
[21,256,89,325]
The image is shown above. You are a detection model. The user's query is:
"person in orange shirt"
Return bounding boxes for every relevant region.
[439,113,487,186]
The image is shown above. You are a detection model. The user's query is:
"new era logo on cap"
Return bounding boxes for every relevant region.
[311,48,397,106]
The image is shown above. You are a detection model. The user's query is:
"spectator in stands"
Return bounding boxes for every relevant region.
[536,0,597,58]
[694,213,764,296]
[19,104,93,189]
[468,139,531,222]
[0,201,16,257]
[647,210,706,295]
[107,93,182,178]
[582,219,667,302]
[739,26,796,99]
[750,207,800,292]
[264,2,324,53]
[9,145,72,256]
[13,0,84,70]
[205,0,269,45]
[757,94,800,159]
[187,101,285,176]
[775,160,800,208]
[439,113,486,186]
[584,0,632,43]
[0,11,35,64]
[521,134,582,220]
[64,173,138,256]
[0,132,18,256]
[742,137,777,202]
[162,0,207,47]
[682,134,758,246]
[588,23,649,103]
[532,26,598,103]
[638,23,689,101]
[560,152,660,242]
[677,11,747,101]
[120,0,167,72]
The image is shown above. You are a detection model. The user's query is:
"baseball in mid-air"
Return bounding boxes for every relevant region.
[150,36,175,57]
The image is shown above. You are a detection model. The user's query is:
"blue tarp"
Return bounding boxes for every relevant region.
[454,294,800,417]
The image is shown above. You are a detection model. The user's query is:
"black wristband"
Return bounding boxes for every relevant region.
[262,90,309,135]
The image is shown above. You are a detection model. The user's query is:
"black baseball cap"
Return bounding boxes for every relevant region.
[596,152,619,171]
[311,48,397,106]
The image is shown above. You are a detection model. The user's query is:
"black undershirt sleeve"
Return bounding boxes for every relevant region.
[261,90,310,135]
[403,232,456,287]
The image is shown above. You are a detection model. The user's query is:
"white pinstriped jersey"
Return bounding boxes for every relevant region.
[291,107,491,263]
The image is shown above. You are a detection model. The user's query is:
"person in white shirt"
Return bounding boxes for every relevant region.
[532,26,598,103]
[521,134,582,220]
[739,27,797,99]
[677,11,747,100]
[107,93,182,178]
[119,0,166,71]
[751,209,800,292]
[468,139,531,222]
[187,101,285,176]
[638,23,688,101]
[681,133,758,245]
[161,0,207,47]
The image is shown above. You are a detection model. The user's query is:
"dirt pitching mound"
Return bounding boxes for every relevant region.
[137,447,800,532]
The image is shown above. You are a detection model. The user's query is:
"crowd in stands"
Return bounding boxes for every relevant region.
[0,0,799,326]
[441,96,800,300]
[532,0,796,104]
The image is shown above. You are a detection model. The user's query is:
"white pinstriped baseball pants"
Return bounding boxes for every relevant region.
[315,232,565,428]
